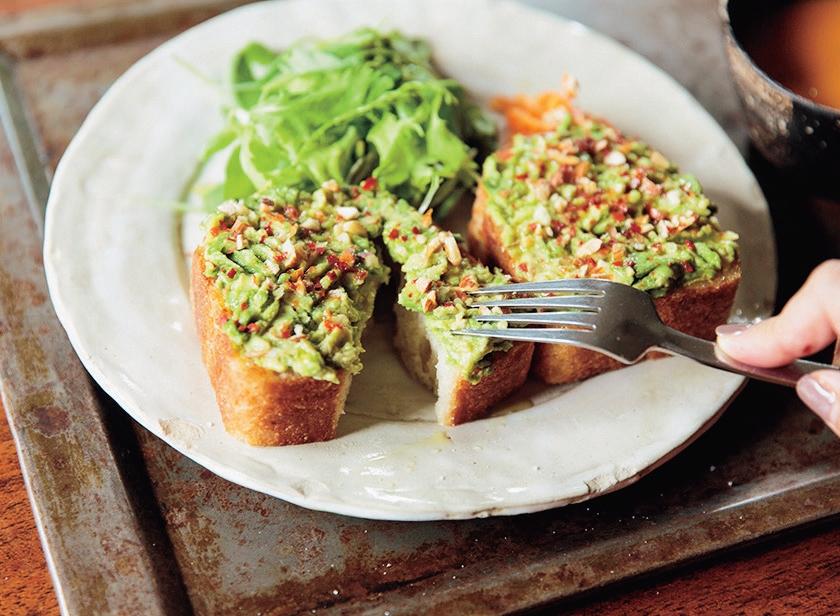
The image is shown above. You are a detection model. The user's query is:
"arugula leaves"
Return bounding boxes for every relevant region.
[201,28,497,217]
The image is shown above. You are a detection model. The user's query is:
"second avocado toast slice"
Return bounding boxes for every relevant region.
[469,101,741,384]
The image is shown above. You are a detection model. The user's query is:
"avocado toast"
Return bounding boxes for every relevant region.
[191,183,389,445]
[374,191,533,426]
[469,105,740,384]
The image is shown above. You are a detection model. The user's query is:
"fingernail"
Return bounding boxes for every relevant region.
[715,323,751,337]
[797,375,837,426]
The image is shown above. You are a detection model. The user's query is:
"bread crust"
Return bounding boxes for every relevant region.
[191,250,349,446]
[469,185,741,384]
[445,341,534,425]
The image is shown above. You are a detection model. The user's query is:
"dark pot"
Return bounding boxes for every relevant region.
[721,0,840,199]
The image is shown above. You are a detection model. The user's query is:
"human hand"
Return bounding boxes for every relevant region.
[716,260,840,436]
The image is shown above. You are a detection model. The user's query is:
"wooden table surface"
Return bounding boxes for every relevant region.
[0,0,839,614]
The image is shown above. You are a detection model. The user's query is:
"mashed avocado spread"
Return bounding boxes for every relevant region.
[481,112,738,297]
[201,183,389,383]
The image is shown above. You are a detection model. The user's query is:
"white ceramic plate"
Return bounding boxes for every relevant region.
[44,0,776,520]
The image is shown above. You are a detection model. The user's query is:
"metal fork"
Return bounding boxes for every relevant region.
[453,278,837,386]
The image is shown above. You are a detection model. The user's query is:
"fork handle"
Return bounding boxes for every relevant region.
[654,328,837,387]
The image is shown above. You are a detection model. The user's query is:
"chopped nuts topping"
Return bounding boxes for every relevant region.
[321,179,340,193]
[603,150,626,166]
[442,233,462,266]
[335,206,360,220]
[280,238,298,267]
[421,290,438,312]
[341,220,366,236]
[414,277,432,293]
[576,237,603,256]
[424,234,443,258]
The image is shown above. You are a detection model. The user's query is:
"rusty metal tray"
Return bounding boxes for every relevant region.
[1,1,838,613]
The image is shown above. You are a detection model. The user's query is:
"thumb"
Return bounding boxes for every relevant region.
[797,370,840,437]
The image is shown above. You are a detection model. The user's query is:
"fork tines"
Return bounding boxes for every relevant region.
[453,278,608,341]
[465,278,610,295]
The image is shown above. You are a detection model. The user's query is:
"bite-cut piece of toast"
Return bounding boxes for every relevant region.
[191,184,388,445]
[373,191,534,425]
[469,101,740,385]
[393,300,534,426]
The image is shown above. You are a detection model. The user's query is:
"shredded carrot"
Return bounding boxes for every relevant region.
[490,73,579,136]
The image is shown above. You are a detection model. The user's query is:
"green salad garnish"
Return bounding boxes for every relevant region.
[201,28,497,216]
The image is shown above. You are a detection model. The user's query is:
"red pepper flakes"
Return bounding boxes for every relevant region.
[527,223,537,232]
[217,314,229,326]
[210,226,221,236]
[411,226,421,234]
[629,222,642,235]
[338,249,355,270]
[361,177,378,191]
[245,322,260,333]
[562,166,577,184]
[576,137,596,155]
[518,262,528,272]
[685,240,696,251]
[240,302,248,310]
[550,220,566,233]
[684,262,695,273]
[515,173,528,181]
[285,206,299,220]
[388,228,399,240]
[226,268,236,278]
[278,323,292,338]
[401,235,408,242]
[324,319,342,332]
[611,210,626,222]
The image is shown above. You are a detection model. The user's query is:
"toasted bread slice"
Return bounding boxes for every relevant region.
[191,251,352,445]
[470,184,741,384]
